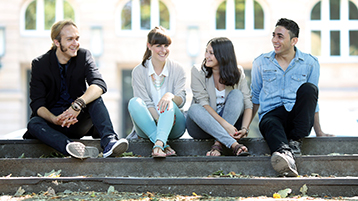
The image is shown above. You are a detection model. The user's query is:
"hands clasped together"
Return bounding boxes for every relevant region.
[54,107,80,128]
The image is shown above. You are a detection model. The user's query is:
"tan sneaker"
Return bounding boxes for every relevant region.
[66,142,99,159]
[271,151,298,177]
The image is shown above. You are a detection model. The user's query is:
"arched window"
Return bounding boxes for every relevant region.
[215,0,265,33]
[309,0,358,62]
[118,0,172,35]
[22,0,75,36]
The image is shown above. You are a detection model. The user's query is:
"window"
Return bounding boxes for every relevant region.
[118,0,172,35]
[308,0,358,62]
[215,0,266,34]
[22,0,75,36]
[122,69,133,136]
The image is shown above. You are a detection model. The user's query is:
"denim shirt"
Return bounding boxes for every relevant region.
[251,47,320,121]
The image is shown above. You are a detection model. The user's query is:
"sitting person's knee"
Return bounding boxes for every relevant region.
[297,83,318,95]
[128,97,145,110]
[187,104,202,116]
[228,89,243,99]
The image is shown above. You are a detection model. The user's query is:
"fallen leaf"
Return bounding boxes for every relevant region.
[121,152,134,156]
[47,187,56,196]
[18,153,25,158]
[212,170,224,176]
[192,192,198,196]
[14,187,25,196]
[107,186,116,194]
[63,190,73,194]
[300,184,308,196]
[43,170,62,178]
[311,173,320,177]
[228,171,236,176]
[273,193,281,198]
[277,188,292,198]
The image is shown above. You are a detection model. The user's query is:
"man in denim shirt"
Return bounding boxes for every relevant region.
[251,18,330,177]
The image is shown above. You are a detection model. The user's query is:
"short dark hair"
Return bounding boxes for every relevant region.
[202,37,240,87]
[275,18,299,39]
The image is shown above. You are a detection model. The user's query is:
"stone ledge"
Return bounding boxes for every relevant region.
[1,176,358,197]
[0,137,357,158]
[1,155,358,177]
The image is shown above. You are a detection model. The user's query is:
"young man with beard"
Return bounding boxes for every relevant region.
[24,20,128,159]
[251,18,333,177]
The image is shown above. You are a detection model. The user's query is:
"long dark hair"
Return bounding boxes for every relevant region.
[202,37,241,87]
[141,26,172,67]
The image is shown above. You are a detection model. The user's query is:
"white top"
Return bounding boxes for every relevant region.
[215,88,226,113]
[131,58,186,109]
[147,59,168,113]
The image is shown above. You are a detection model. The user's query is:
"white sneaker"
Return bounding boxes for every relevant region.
[66,142,99,159]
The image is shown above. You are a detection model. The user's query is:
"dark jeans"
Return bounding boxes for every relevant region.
[24,97,118,155]
[259,83,318,154]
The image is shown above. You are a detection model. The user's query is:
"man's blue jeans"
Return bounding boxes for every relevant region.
[186,89,245,148]
[25,97,118,155]
[127,97,185,144]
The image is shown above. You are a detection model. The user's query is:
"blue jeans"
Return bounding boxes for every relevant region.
[25,97,118,155]
[186,89,244,148]
[128,97,185,144]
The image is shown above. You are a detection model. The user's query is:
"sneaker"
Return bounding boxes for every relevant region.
[103,138,129,158]
[66,142,99,159]
[288,139,302,156]
[271,151,298,177]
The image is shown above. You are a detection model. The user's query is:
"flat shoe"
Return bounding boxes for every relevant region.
[237,151,250,156]
[152,145,166,158]
[206,142,223,156]
[233,143,250,156]
[164,145,177,156]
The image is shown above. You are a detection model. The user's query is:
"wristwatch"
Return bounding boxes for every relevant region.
[241,127,249,135]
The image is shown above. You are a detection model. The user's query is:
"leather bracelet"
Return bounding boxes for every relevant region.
[74,98,86,109]
[71,102,81,111]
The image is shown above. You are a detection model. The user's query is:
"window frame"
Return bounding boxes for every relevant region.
[306,0,358,63]
[212,0,270,37]
[115,0,175,37]
[20,0,77,37]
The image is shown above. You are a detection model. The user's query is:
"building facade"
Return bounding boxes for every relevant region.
[0,0,357,137]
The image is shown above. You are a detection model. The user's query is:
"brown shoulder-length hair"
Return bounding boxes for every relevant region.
[141,26,172,67]
[202,37,241,87]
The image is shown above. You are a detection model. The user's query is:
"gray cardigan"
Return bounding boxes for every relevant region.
[190,64,253,111]
[131,58,186,109]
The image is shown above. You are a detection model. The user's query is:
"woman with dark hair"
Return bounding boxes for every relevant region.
[186,37,253,156]
[128,26,186,157]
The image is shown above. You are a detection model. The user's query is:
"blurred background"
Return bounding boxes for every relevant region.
[0,0,357,138]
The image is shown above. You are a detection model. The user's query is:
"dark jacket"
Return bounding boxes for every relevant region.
[29,48,107,117]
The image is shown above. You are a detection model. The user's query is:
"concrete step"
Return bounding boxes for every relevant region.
[1,137,357,158]
[1,137,358,197]
[1,155,358,178]
[1,176,358,197]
